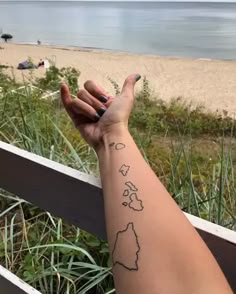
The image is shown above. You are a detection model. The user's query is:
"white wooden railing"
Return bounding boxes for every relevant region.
[0,140,236,293]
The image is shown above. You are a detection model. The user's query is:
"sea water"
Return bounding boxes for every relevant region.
[1,1,236,59]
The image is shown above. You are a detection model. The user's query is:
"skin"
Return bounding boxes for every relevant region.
[61,74,232,294]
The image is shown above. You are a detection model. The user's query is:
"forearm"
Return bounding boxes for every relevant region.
[97,129,231,294]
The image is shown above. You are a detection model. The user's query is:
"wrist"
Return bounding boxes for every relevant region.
[95,126,130,157]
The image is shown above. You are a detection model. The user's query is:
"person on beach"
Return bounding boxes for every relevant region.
[61,74,232,294]
[38,59,44,67]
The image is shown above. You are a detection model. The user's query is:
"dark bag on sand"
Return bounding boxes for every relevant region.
[17,61,37,70]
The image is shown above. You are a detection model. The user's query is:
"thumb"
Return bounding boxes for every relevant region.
[121,74,141,98]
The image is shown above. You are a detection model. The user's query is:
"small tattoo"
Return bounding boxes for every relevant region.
[125,181,138,192]
[115,143,126,150]
[122,202,128,206]
[112,223,140,271]
[119,164,130,176]
[123,189,130,197]
[128,193,144,211]
[109,142,126,150]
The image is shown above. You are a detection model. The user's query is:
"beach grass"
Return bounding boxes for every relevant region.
[0,65,235,293]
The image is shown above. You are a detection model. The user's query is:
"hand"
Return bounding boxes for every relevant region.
[60,74,141,151]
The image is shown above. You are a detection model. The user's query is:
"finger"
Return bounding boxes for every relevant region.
[71,98,101,122]
[61,83,72,111]
[77,89,107,117]
[121,73,141,98]
[61,83,79,122]
[84,80,111,103]
[60,83,100,124]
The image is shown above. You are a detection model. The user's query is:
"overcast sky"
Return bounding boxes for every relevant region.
[3,0,236,2]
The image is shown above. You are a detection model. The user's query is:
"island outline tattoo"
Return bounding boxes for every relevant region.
[125,181,138,192]
[115,143,126,150]
[128,193,144,211]
[119,164,130,176]
[112,222,140,271]
[123,189,130,197]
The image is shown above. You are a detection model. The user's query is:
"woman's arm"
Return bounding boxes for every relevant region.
[97,129,231,294]
[61,75,231,294]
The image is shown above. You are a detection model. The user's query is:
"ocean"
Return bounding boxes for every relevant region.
[0,1,236,59]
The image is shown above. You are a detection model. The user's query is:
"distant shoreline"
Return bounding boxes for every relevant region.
[11,42,236,62]
[15,42,119,54]
[1,42,236,115]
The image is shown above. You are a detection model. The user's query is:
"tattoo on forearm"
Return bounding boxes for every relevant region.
[122,193,144,211]
[109,142,126,150]
[128,193,144,211]
[123,189,130,197]
[119,164,130,176]
[112,222,140,271]
[125,181,138,192]
[116,155,144,212]
[122,183,144,211]
[115,143,126,150]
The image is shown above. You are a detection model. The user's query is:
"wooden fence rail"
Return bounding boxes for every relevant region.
[0,140,236,293]
[0,265,41,294]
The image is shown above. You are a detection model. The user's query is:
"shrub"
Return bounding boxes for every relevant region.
[37,66,80,94]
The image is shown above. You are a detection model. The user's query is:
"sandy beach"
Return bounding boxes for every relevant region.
[1,43,236,114]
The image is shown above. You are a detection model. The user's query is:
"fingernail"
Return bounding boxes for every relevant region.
[94,113,101,122]
[135,75,141,82]
[99,95,108,103]
[97,107,106,117]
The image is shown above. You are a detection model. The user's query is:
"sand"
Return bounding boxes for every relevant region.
[1,43,236,114]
